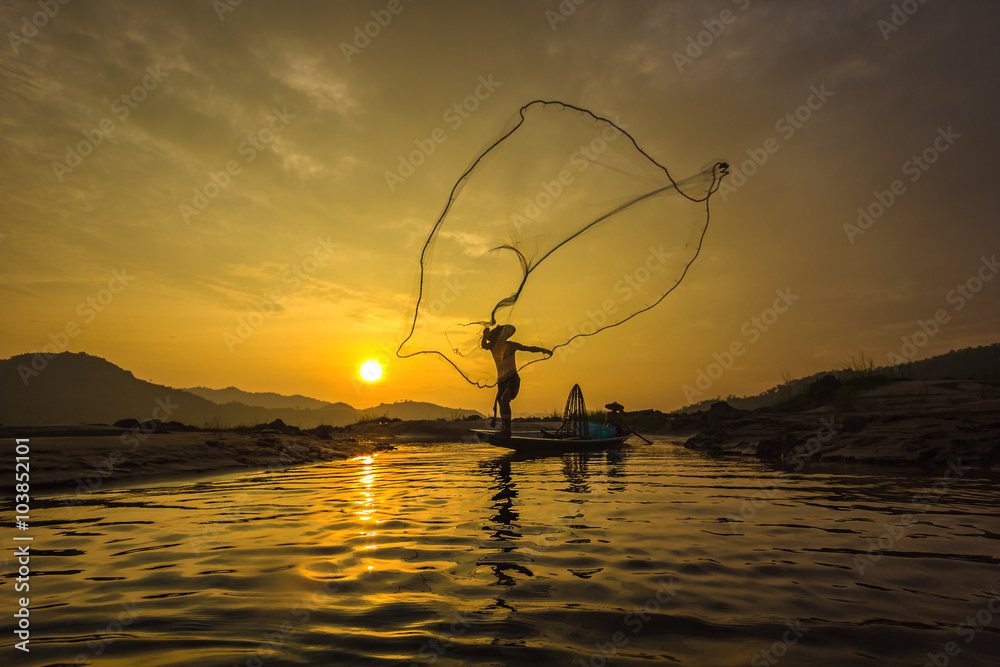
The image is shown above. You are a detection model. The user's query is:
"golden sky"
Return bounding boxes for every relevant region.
[2,0,998,415]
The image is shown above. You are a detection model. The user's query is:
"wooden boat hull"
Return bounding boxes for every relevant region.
[470,429,631,453]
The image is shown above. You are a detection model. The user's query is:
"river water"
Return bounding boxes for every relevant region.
[4,438,1000,666]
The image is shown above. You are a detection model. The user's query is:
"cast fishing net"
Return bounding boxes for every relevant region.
[397,100,728,387]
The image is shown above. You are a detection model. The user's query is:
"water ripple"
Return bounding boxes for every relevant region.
[3,441,1000,666]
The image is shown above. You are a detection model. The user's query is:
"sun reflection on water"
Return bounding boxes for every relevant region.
[352,454,380,572]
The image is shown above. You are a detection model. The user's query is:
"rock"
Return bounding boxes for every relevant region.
[702,401,745,427]
[683,428,728,451]
[805,374,840,407]
[140,418,163,433]
[840,415,869,432]
[257,418,301,435]
[756,431,791,459]
[162,420,192,432]
[307,424,340,440]
[114,418,141,429]
[627,409,671,431]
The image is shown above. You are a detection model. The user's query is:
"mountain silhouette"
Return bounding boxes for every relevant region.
[0,352,481,427]
[183,386,335,411]
[680,343,1000,412]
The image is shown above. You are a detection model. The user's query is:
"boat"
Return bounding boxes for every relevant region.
[471,422,631,453]
[474,385,633,453]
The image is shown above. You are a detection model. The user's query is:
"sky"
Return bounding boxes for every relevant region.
[2,0,998,415]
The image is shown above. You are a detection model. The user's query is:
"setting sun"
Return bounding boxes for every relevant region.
[359,359,383,383]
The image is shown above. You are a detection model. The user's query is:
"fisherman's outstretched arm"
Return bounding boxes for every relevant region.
[509,342,552,355]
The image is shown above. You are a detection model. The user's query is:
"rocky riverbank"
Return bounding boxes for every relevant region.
[667,379,1000,467]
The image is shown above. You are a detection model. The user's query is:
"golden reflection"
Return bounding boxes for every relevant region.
[353,453,380,572]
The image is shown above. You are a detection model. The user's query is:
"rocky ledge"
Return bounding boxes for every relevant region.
[668,379,1000,468]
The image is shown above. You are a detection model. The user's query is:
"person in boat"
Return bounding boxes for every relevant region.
[604,402,635,436]
[481,324,551,437]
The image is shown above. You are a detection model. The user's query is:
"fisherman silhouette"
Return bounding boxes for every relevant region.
[481,324,551,437]
[604,401,635,437]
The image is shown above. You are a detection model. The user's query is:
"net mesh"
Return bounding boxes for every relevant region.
[397,100,728,387]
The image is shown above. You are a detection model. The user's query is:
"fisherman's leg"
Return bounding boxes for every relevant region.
[490,386,502,427]
[498,395,512,435]
[499,375,520,436]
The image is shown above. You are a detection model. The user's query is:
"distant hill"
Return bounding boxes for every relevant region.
[897,344,1000,382]
[0,352,482,427]
[184,386,332,410]
[679,343,1000,413]
[363,400,482,422]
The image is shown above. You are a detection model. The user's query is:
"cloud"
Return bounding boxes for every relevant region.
[1,0,997,408]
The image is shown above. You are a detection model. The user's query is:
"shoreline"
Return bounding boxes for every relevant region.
[669,379,1000,468]
[7,378,999,495]
[4,425,397,496]
[3,419,521,496]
